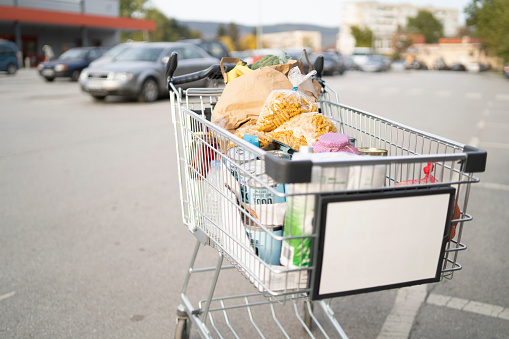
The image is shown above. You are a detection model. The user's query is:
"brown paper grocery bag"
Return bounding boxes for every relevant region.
[212,67,292,131]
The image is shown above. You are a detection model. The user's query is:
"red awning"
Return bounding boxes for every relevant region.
[0,5,155,31]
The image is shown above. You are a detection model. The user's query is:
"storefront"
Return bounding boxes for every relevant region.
[0,2,155,66]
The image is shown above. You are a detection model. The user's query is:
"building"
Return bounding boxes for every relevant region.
[337,1,459,55]
[0,0,155,66]
[405,36,503,70]
[261,30,322,53]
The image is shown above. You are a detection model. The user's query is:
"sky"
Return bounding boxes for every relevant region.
[149,0,472,27]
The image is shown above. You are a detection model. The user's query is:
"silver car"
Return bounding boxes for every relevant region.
[79,42,219,102]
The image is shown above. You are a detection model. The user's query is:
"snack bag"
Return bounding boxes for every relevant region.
[256,67,318,132]
[269,112,337,151]
[234,121,273,149]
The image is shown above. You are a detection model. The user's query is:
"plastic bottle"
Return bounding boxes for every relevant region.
[205,160,222,232]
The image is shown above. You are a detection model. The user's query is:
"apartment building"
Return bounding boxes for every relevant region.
[261,30,322,52]
[0,0,155,66]
[337,1,459,55]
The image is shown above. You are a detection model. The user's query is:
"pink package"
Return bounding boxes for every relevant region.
[312,133,361,155]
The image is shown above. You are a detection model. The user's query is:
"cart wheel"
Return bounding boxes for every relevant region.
[175,304,190,339]
[304,300,314,330]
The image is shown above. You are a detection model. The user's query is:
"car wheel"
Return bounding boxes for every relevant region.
[91,95,106,101]
[71,70,81,82]
[138,78,159,102]
[6,64,17,75]
[44,77,55,82]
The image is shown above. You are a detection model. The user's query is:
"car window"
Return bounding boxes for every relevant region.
[115,47,164,62]
[180,46,204,60]
[88,50,98,60]
[60,49,89,60]
[202,42,225,58]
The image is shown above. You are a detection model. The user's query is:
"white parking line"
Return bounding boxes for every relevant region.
[0,291,16,302]
[435,90,452,97]
[377,284,427,339]
[465,92,482,99]
[427,293,509,320]
[495,94,509,101]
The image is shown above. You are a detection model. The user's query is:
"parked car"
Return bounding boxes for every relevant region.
[504,63,509,78]
[79,42,220,102]
[37,46,110,82]
[88,42,146,68]
[407,59,428,70]
[450,63,467,71]
[320,51,346,75]
[467,62,488,72]
[180,39,230,59]
[360,54,391,72]
[0,40,20,74]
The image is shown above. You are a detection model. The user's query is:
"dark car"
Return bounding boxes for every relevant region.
[360,54,391,72]
[79,42,219,102]
[0,40,20,74]
[320,52,346,75]
[180,39,230,59]
[37,47,110,82]
[449,63,466,71]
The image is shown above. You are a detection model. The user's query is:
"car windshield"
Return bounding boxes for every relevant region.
[59,49,89,60]
[114,47,164,62]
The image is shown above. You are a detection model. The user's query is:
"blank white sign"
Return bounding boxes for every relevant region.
[318,192,451,296]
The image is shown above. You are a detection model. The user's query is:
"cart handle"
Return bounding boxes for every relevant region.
[463,145,487,173]
[166,52,235,88]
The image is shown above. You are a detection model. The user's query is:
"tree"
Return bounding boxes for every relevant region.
[350,25,373,47]
[216,25,227,39]
[465,0,509,61]
[119,1,201,42]
[406,10,443,43]
[120,0,147,18]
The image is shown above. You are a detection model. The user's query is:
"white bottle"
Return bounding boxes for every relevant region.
[205,160,223,233]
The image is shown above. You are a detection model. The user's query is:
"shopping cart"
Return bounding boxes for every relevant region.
[166,52,487,338]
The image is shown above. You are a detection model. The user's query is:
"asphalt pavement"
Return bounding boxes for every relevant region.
[0,68,508,339]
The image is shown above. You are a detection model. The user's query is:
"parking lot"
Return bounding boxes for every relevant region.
[1,68,508,338]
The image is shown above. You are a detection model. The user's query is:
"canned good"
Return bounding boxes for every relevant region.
[266,150,292,160]
[246,174,286,204]
[245,225,283,265]
[225,146,257,179]
[238,160,285,204]
[358,147,388,156]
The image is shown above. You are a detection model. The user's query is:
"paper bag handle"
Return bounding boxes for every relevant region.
[220,57,246,83]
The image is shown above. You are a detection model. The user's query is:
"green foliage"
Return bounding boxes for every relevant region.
[406,10,443,43]
[217,23,241,50]
[120,0,201,42]
[120,0,147,18]
[350,25,373,47]
[250,52,291,70]
[465,0,509,61]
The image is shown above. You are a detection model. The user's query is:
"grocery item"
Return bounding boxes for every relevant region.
[312,132,361,154]
[269,112,337,151]
[250,51,292,70]
[256,67,318,132]
[234,121,273,149]
[358,147,388,156]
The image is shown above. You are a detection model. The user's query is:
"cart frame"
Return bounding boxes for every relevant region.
[166,52,487,338]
